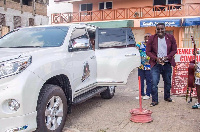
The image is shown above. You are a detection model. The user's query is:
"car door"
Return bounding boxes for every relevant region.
[95,28,141,85]
[69,27,97,96]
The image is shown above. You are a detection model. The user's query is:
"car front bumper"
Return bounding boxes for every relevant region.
[0,111,37,132]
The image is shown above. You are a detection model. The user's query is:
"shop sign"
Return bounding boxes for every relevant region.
[140,19,182,27]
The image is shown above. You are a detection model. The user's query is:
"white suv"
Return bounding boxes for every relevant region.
[0,24,140,132]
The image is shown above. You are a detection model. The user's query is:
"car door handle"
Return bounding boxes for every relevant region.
[125,54,137,57]
[90,56,96,59]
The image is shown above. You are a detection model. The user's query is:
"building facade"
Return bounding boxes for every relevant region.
[52,0,200,48]
[47,0,73,24]
[0,0,49,36]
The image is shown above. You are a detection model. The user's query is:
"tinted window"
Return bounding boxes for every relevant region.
[98,28,136,48]
[0,26,69,48]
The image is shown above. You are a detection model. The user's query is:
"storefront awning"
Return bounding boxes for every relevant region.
[140,19,182,27]
[182,17,200,26]
[88,20,134,28]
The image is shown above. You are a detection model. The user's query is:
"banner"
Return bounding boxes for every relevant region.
[171,48,197,96]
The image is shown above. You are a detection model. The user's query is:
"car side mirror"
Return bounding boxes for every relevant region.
[68,39,90,52]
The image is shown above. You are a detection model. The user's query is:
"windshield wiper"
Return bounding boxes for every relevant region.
[10,46,42,48]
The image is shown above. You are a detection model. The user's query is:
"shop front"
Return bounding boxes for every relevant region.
[182,17,200,48]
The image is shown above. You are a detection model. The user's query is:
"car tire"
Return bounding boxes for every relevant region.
[100,86,115,99]
[36,84,67,132]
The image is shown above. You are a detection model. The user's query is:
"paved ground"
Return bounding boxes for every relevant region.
[63,69,200,132]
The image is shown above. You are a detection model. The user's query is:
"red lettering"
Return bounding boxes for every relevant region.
[180,56,184,62]
[177,49,181,54]
[181,49,190,54]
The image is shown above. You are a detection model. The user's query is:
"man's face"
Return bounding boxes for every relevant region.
[156,25,165,38]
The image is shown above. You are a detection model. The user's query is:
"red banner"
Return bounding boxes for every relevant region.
[171,48,197,96]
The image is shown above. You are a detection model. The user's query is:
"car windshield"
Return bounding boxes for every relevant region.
[0,26,69,48]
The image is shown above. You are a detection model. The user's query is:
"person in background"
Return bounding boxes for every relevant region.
[136,33,152,100]
[193,59,200,109]
[146,23,177,107]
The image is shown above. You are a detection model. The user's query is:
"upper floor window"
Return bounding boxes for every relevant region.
[80,3,93,12]
[154,0,181,5]
[99,2,112,10]
[168,0,181,4]
[153,0,181,10]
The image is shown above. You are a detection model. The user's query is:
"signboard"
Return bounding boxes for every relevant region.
[140,19,182,27]
[172,48,197,96]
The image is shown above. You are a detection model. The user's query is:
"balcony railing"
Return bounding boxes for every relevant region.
[51,3,200,24]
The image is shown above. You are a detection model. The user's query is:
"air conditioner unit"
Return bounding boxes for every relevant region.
[133,12,142,18]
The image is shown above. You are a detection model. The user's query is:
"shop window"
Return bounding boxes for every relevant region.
[99,2,112,10]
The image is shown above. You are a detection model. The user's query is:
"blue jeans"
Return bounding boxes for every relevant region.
[138,69,152,96]
[150,63,172,103]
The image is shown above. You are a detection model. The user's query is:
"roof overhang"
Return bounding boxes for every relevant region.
[182,17,200,26]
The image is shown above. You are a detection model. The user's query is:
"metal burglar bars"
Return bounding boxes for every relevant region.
[51,3,200,24]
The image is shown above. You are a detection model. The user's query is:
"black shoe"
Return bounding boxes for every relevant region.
[164,98,172,102]
[150,102,159,107]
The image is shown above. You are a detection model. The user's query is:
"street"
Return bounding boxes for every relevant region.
[63,68,200,132]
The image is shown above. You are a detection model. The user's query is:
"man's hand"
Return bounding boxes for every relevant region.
[163,56,168,62]
[156,57,165,65]
[156,57,162,64]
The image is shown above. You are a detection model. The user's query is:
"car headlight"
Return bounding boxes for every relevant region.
[0,56,32,79]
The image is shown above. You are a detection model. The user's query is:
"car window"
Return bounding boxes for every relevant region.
[69,28,91,51]
[0,26,69,48]
[97,28,136,48]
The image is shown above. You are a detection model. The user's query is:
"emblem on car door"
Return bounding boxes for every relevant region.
[81,62,90,82]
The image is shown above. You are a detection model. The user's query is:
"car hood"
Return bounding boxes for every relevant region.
[0,48,47,62]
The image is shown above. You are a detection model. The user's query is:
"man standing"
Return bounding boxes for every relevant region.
[136,33,152,100]
[146,23,177,107]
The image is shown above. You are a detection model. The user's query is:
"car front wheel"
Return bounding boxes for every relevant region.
[36,84,67,132]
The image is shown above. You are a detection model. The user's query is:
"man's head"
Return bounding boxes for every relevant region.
[144,33,151,43]
[156,23,165,38]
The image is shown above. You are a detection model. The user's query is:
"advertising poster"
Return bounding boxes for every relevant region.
[172,48,198,96]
